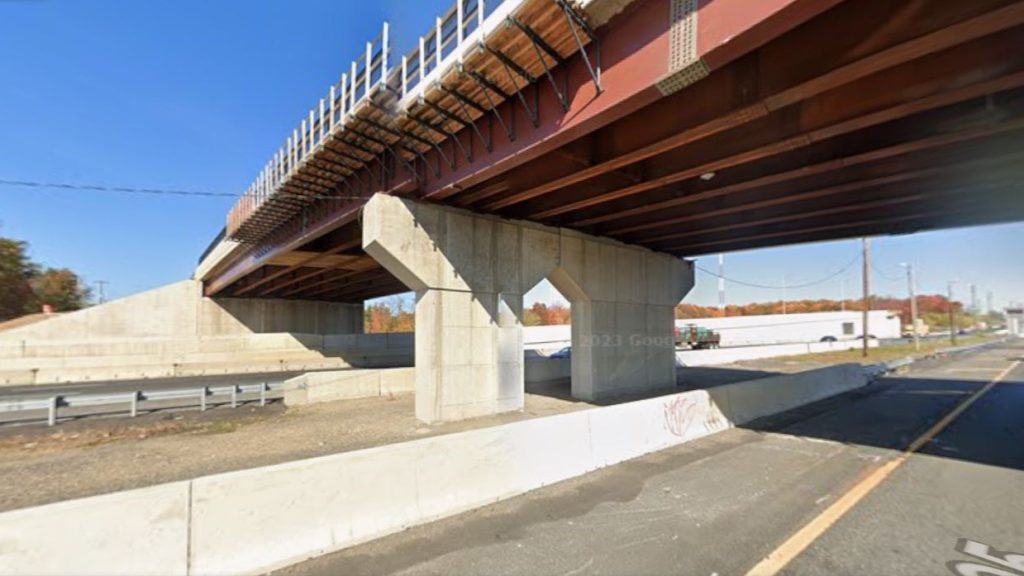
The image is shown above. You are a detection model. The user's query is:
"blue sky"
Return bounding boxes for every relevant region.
[1,1,1021,309]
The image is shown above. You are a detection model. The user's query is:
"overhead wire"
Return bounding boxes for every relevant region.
[0,179,366,202]
[695,252,861,290]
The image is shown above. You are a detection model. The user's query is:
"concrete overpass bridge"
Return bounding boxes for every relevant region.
[193,0,1024,422]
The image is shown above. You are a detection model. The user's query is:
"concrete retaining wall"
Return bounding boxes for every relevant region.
[0,364,868,575]
[283,368,416,404]
[0,280,363,341]
[285,359,577,406]
[0,332,415,386]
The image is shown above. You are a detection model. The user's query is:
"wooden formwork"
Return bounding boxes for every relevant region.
[228,0,595,244]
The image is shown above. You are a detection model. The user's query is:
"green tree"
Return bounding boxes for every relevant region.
[0,237,38,321]
[30,267,92,312]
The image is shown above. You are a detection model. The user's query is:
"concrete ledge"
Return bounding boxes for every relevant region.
[0,363,869,575]
[283,368,416,405]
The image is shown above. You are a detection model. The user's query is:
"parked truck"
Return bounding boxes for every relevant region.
[675,324,721,349]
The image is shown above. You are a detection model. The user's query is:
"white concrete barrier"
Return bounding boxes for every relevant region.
[0,363,868,575]
[0,482,190,576]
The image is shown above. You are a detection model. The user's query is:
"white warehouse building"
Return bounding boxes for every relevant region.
[523,310,902,349]
[681,310,902,347]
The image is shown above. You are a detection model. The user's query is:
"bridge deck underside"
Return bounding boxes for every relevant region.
[217,0,1024,302]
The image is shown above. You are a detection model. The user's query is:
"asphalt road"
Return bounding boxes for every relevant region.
[278,339,1024,576]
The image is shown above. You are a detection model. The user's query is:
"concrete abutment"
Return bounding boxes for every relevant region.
[361,193,693,423]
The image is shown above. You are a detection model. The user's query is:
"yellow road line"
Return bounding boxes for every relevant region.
[744,360,1021,576]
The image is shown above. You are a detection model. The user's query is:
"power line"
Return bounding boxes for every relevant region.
[871,262,902,282]
[0,179,366,201]
[695,252,861,290]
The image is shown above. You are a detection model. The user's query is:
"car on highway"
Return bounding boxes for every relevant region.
[549,347,571,359]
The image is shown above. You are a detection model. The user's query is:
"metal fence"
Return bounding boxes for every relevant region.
[0,382,284,427]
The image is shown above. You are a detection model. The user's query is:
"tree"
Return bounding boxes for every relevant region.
[363,295,415,333]
[30,268,92,313]
[0,238,38,321]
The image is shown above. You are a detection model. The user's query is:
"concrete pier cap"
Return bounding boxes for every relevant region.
[362,193,694,423]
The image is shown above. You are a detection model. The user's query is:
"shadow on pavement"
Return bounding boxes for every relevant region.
[742,348,1024,472]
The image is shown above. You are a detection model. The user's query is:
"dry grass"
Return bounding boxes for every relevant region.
[771,335,995,365]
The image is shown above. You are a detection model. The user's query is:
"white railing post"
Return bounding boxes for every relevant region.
[260,383,267,407]
[130,392,138,418]
[457,0,464,43]
[420,36,426,81]
[340,73,348,122]
[231,386,238,409]
[308,109,315,150]
[200,387,207,412]
[299,120,307,159]
[350,61,358,108]
[479,0,485,27]
[285,136,293,174]
[365,41,372,95]
[329,85,336,131]
[436,17,443,66]
[401,55,408,97]
[319,97,326,141]
[382,21,389,85]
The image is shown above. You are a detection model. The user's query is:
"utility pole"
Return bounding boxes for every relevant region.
[840,279,846,312]
[94,280,108,305]
[901,263,919,351]
[862,237,871,358]
[970,283,978,315]
[717,254,725,315]
[781,275,788,315]
[948,280,958,345]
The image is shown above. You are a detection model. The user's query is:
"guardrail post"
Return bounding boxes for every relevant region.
[130,391,138,418]
[231,385,238,409]
[48,396,58,427]
[200,387,207,412]
[260,383,267,407]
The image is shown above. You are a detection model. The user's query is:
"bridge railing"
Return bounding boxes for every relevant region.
[225,0,514,241]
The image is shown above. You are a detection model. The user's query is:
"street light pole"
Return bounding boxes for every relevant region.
[900,263,919,351]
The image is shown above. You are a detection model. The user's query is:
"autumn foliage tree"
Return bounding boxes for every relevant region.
[364,296,415,333]
[0,237,37,321]
[0,235,91,321]
[523,302,570,326]
[675,295,993,329]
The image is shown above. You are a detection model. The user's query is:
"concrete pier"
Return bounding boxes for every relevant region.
[362,194,693,423]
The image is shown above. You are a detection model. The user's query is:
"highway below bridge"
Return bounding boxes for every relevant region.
[279,340,1024,576]
[189,0,1024,424]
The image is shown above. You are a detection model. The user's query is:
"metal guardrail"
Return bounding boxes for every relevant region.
[0,382,284,427]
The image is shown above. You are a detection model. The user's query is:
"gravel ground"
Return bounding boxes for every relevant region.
[0,389,593,512]
[0,366,781,513]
